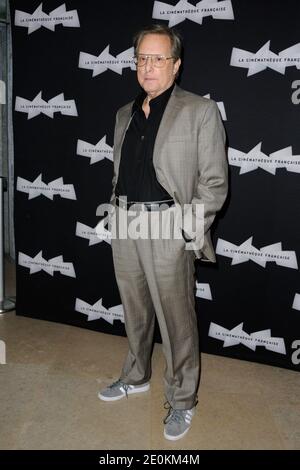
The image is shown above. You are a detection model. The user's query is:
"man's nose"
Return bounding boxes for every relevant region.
[145,56,154,72]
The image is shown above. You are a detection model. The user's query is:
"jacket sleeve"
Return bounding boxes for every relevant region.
[194,100,228,234]
[184,100,228,250]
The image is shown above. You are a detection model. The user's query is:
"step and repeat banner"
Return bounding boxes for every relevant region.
[11,0,300,371]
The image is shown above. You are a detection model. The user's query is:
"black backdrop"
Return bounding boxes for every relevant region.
[11,0,300,371]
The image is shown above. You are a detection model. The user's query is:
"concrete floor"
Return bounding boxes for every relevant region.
[0,257,299,450]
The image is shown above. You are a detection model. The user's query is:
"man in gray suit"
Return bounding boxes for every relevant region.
[98,24,228,441]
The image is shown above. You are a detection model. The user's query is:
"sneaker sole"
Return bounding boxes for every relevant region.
[98,383,150,402]
[164,426,190,441]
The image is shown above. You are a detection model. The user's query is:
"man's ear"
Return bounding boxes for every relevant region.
[173,58,181,75]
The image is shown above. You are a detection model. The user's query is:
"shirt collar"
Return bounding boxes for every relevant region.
[132,83,175,114]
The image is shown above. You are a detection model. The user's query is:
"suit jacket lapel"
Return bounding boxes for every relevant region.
[114,103,134,179]
[153,84,183,168]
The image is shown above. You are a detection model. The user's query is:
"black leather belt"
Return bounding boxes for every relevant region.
[116,196,175,211]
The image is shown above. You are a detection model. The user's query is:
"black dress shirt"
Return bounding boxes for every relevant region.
[115,84,174,202]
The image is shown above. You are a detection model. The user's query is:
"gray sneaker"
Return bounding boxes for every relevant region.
[98,379,150,402]
[163,403,195,441]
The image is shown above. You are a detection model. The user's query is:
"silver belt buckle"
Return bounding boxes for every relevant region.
[131,202,144,212]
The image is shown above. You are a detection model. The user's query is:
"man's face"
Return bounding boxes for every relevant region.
[136,34,181,99]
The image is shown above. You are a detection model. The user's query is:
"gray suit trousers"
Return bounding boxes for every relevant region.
[111,204,200,410]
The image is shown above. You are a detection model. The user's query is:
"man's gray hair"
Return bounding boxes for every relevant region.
[133,24,182,61]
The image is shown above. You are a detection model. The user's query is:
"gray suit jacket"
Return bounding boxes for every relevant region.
[110,84,228,262]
